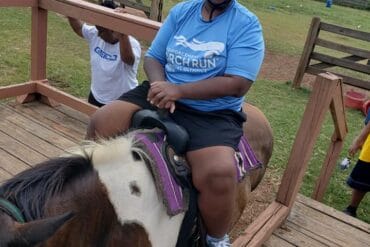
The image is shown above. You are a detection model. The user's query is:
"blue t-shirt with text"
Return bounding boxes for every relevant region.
[146,0,264,111]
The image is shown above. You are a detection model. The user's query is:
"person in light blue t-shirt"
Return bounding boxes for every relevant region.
[145,0,264,113]
[87,0,264,245]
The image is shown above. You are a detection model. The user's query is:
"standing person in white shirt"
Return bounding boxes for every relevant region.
[67,0,141,107]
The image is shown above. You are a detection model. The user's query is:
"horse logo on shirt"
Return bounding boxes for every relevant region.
[174,35,225,58]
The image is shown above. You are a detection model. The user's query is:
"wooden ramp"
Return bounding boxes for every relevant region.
[0,100,88,183]
[264,194,370,247]
[0,100,369,246]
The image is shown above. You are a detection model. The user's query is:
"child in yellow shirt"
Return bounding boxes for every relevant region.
[344,109,370,217]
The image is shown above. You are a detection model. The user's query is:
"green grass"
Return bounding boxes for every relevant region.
[243,0,370,55]
[248,80,369,223]
[0,8,31,84]
[0,1,369,223]
[0,8,91,96]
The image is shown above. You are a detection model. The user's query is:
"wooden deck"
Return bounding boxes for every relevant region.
[0,100,88,182]
[0,100,369,246]
[264,194,370,247]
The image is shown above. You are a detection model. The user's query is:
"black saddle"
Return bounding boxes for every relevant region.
[131,109,189,155]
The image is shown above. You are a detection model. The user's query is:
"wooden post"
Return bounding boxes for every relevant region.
[17,6,48,104]
[312,81,348,201]
[30,6,47,82]
[292,17,321,88]
[234,73,346,246]
[149,0,162,22]
[277,73,342,208]
[232,202,289,247]
[312,137,344,201]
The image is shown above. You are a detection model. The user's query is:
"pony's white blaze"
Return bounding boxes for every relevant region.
[91,137,185,247]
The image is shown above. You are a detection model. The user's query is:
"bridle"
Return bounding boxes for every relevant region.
[0,197,25,223]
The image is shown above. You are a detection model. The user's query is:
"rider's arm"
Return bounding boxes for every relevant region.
[147,75,252,112]
[177,76,252,99]
[144,56,166,82]
[67,17,83,38]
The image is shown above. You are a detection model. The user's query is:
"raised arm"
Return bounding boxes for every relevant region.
[67,17,83,38]
[119,34,135,65]
[112,7,137,66]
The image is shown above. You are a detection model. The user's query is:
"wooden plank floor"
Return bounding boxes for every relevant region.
[0,100,369,246]
[0,100,88,182]
[264,194,370,247]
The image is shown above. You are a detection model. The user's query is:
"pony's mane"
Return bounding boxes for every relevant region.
[0,150,93,221]
[0,134,148,222]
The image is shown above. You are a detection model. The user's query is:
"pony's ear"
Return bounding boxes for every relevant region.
[9,212,74,246]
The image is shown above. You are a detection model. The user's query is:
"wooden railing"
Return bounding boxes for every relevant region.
[234,73,348,246]
[87,0,163,22]
[293,17,370,90]
[334,0,369,9]
[0,0,160,115]
[118,0,163,21]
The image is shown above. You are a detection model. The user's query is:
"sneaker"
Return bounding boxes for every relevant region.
[343,206,357,218]
[206,234,231,247]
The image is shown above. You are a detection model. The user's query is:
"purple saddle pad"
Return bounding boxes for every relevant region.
[134,131,261,216]
[235,136,262,181]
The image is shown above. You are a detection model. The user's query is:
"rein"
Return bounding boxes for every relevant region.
[0,198,25,223]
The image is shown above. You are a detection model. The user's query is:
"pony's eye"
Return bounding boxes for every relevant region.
[131,151,142,161]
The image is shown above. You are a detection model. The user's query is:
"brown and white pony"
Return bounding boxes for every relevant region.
[0,103,273,247]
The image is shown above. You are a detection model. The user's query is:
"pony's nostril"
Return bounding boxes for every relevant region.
[129,181,141,196]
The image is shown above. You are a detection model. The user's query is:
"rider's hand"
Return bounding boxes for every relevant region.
[148,81,181,113]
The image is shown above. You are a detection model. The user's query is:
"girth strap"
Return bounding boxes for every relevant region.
[0,198,25,223]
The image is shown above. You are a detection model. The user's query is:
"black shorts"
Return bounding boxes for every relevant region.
[88,91,105,108]
[118,81,246,151]
[347,159,370,192]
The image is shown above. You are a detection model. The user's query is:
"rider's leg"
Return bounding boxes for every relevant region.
[170,103,245,245]
[86,100,141,140]
[86,81,155,140]
[187,146,237,240]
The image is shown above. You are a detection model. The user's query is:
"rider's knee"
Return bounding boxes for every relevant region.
[86,102,138,140]
[194,161,236,194]
[86,110,106,140]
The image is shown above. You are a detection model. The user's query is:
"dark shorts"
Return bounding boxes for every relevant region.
[118,81,246,151]
[347,159,370,192]
[88,91,105,108]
